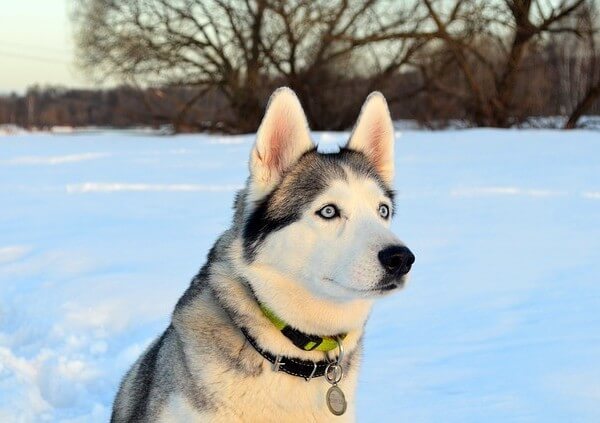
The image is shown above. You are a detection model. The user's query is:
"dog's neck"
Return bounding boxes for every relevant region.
[244,262,373,337]
[203,239,372,362]
[227,236,373,337]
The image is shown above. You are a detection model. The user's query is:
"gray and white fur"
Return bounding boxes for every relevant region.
[111,88,415,422]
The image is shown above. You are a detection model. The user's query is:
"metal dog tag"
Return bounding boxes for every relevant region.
[324,337,347,416]
[326,385,347,416]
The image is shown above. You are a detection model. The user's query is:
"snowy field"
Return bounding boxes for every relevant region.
[1,129,599,422]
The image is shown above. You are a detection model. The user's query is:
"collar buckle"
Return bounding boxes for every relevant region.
[272,355,285,372]
[305,362,318,382]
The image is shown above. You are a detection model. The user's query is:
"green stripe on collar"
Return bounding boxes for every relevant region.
[259,304,346,352]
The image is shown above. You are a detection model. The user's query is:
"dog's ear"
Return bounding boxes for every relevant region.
[250,87,314,195]
[346,92,394,184]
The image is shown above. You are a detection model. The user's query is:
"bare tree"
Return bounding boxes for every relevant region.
[412,0,591,127]
[256,1,435,129]
[72,0,441,132]
[563,1,600,128]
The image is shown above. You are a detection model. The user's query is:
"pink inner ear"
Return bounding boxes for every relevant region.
[366,119,391,171]
[268,125,288,174]
[266,111,300,174]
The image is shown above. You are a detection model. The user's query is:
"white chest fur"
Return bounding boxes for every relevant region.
[159,356,358,422]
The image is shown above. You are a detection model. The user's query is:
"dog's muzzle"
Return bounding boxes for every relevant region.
[378,245,415,277]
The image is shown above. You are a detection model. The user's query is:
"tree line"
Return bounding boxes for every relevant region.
[0,85,230,132]
[1,0,599,132]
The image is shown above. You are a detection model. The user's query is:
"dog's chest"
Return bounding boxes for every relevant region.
[160,360,357,422]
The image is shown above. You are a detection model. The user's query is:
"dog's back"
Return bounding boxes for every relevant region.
[112,327,193,422]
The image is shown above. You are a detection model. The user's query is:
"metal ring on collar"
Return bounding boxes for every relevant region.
[325,362,343,384]
[325,336,345,384]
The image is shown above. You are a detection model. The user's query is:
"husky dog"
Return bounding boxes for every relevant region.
[112,88,415,422]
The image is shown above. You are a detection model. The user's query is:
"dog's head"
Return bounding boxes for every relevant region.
[237,88,414,302]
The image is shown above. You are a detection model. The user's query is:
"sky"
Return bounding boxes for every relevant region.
[0,0,93,93]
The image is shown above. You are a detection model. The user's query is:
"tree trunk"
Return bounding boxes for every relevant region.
[564,82,600,129]
[493,0,534,127]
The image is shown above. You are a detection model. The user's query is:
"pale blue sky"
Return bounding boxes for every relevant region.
[0,0,93,93]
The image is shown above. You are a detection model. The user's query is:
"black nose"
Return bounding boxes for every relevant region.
[378,245,415,276]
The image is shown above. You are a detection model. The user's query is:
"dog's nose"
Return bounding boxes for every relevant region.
[378,245,415,276]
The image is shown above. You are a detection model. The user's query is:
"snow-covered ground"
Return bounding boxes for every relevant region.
[0,129,599,422]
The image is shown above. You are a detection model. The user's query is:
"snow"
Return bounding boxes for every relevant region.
[65,183,243,194]
[0,125,27,136]
[1,129,599,422]
[1,152,111,166]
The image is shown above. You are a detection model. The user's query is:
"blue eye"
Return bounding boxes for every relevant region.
[317,204,340,219]
[379,204,390,219]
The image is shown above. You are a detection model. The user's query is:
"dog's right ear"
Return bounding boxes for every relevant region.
[249,87,314,197]
[345,92,394,185]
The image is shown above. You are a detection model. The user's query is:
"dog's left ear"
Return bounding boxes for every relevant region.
[250,87,314,195]
[346,92,394,184]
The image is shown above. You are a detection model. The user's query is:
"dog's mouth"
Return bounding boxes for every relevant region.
[322,277,405,296]
[378,282,400,291]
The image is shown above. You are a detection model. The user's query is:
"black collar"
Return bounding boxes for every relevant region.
[240,327,332,380]
[210,283,337,380]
